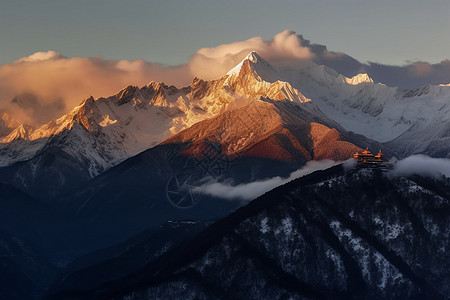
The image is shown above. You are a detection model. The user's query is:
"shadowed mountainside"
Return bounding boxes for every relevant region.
[48,166,450,299]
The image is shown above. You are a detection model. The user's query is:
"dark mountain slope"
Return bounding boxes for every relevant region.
[0,230,57,300]
[0,138,93,199]
[53,143,243,254]
[48,221,210,295]
[48,166,449,299]
[0,181,78,260]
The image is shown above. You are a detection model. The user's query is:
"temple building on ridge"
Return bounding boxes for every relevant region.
[353,148,387,167]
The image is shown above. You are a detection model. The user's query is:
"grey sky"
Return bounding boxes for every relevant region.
[1,0,449,66]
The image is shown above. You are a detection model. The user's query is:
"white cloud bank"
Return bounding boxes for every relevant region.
[200,155,450,202]
[200,160,339,202]
[389,155,450,178]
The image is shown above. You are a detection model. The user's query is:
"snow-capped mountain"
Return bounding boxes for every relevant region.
[0,52,363,197]
[1,52,306,173]
[1,51,449,198]
[0,52,366,170]
[266,59,450,157]
[162,52,386,163]
[0,77,244,196]
[229,52,450,158]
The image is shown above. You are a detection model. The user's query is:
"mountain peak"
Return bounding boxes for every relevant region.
[246,51,262,63]
[344,73,374,85]
[1,123,34,142]
[226,51,267,75]
[226,51,279,83]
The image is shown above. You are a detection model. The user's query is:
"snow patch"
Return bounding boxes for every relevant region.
[281,217,294,237]
[260,217,270,234]
[373,217,404,240]
[99,115,117,127]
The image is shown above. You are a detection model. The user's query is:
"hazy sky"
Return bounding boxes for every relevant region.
[1,0,449,66]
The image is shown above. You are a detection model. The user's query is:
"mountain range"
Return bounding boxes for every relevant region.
[1,51,449,299]
[1,52,449,198]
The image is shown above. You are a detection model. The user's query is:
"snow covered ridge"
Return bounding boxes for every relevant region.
[216,52,450,155]
[1,50,450,175]
[0,52,319,174]
[249,54,450,157]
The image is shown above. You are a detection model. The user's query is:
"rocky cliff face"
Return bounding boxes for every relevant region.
[162,99,366,163]
[54,166,449,300]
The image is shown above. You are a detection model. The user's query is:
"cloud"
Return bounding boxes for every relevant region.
[361,60,450,88]
[389,155,450,178]
[200,155,450,202]
[14,50,63,63]
[9,93,66,127]
[0,51,190,126]
[0,30,315,126]
[1,30,450,126]
[292,35,450,88]
[189,30,314,80]
[200,160,339,202]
